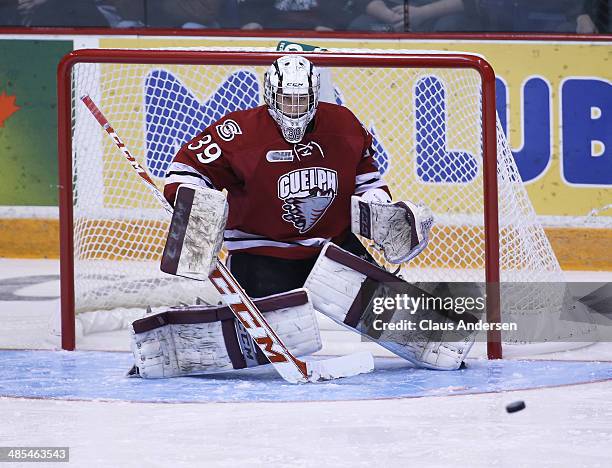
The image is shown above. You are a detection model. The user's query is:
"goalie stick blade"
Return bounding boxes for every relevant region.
[306,352,374,382]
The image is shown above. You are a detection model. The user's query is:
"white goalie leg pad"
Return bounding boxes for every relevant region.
[161,184,228,280]
[351,195,434,264]
[130,289,322,378]
[304,243,475,370]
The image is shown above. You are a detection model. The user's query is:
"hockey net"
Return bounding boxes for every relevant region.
[58,48,595,357]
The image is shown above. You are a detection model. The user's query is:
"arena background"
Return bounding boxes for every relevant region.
[0,31,610,269]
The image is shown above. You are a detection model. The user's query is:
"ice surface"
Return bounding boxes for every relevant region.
[2,381,612,468]
[1,259,612,467]
[1,350,611,403]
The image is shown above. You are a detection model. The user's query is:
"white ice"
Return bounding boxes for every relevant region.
[1,258,611,467]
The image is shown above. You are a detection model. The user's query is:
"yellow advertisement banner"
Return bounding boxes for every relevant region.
[100,37,611,223]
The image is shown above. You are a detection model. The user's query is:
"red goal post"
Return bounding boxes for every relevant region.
[57,48,507,358]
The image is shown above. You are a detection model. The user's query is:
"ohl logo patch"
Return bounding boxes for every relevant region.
[277,167,338,233]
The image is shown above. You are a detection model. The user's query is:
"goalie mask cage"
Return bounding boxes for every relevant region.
[57,48,593,359]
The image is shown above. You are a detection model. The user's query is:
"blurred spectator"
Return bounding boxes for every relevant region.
[578,0,609,33]
[18,0,109,27]
[238,0,357,31]
[0,0,20,25]
[348,0,405,31]
[407,0,481,31]
[348,0,481,32]
[96,0,145,28]
[218,0,240,28]
[477,0,602,33]
[146,0,222,29]
[3,0,605,32]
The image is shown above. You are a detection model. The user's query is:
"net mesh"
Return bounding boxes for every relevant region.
[67,49,594,346]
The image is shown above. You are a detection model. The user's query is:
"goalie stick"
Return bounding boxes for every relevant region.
[80,95,373,383]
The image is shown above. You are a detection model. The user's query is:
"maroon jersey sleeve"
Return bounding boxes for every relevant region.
[163,126,241,206]
[353,122,391,199]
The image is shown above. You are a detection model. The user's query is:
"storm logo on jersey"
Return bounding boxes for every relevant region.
[278,167,338,233]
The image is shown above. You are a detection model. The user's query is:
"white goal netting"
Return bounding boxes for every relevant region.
[62,48,596,351]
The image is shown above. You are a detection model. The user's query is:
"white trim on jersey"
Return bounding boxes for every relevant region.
[355,171,381,186]
[165,174,214,189]
[168,162,206,176]
[224,229,330,251]
[224,229,264,239]
[355,170,386,195]
[354,178,387,195]
[165,162,215,189]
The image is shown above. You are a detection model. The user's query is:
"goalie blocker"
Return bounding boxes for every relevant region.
[304,243,478,370]
[130,289,321,378]
[161,184,228,280]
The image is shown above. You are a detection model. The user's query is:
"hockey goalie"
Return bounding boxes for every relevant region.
[129,55,476,378]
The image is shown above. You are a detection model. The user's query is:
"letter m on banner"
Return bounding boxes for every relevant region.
[143,70,261,178]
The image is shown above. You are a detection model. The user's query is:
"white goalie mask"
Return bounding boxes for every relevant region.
[264,55,320,144]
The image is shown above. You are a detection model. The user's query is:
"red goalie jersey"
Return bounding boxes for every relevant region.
[164,102,389,260]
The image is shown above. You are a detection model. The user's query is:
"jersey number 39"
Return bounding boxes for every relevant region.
[188,134,222,164]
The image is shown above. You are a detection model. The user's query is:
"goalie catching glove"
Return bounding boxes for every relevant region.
[352,190,434,264]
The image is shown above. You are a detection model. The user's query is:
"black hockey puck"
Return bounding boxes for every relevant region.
[506,400,526,413]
